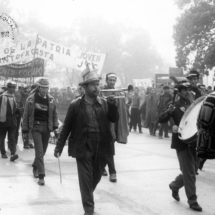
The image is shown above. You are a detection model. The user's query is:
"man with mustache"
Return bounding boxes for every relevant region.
[54,66,119,215]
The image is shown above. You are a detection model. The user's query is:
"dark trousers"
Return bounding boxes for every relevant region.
[0,126,16,155]
[170,147,197,205]
[129,108,141,131]
[105,155,116,174]
[76,137,106,213]
[32,121,50,177]
[159,122,168,137]
[149,122,155,135]
[15,114,22,144]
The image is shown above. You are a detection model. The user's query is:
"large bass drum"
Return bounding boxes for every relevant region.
[178,96,206,144]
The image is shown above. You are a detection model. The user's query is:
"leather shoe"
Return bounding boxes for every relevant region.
[190,202,202,212]
[33,169,39,178]
[84,213,95,215]
[169,184,180,201]
[10,154,18,162]
[29,143,34,148]
[38,179,45,186]
[199,159,206,170]
[1,154,8,159]
[109,174,117,182]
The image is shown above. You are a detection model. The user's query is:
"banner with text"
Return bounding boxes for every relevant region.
[133,78,152,88]
[0,58,44,78]
[74,51,106,75]
[35,35,77,67]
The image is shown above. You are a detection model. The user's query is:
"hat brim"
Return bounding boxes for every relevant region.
[79,78,101,86]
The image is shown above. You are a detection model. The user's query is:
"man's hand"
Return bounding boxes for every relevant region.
[54,150,61,158]
[168,104,175,113]
[106,95,115,105]
[172,125,179,133]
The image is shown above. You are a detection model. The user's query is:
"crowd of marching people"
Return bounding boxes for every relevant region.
[0,68,214,214]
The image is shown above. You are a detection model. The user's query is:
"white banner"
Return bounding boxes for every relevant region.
[35,35,77,67]
[0,40,34,65]
[74,51,106,75]
[133,78,152,88]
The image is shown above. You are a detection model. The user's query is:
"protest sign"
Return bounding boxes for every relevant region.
[74,51,106,75]
[0,58,44,78]
[133,78,152,88]
[35,35,77,67]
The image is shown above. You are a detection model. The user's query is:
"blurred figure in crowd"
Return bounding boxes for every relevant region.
[128,87,142,133]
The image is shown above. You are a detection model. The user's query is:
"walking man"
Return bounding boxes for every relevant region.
[22,78,58,186]
[159,81,202,212]
[101,73,129,182]
[0,81,19,161]
[54,68,119,215]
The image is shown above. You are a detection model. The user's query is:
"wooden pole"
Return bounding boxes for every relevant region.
[30,34,39,84]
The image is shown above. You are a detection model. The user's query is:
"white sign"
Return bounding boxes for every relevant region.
[133,78,152,88]
[35,35,77,67]
[74,51,106,75]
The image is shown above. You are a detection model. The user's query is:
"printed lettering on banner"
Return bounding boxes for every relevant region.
[74,51,107,75]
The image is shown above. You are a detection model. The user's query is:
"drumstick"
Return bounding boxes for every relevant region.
[57,154,62,184]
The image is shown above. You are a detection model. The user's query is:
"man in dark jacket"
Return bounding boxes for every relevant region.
[0,81,19,161]
[54,67,119,215]
[159,82,202,212]
[157,85,172,139]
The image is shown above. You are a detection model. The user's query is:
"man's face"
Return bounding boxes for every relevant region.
[178,88,190,100]
[84,81,100,98]
[39,86,49,97]
[106,77,116,89]
[164,89,169,94]
[7,86,16,94]
[189,77,198,86]
[134,89,139,95]
[19,87,24,95]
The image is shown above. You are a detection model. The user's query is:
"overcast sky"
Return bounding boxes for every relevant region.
[9,0,180,66]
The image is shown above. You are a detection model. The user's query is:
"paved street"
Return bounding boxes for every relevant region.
[0,129,215,215]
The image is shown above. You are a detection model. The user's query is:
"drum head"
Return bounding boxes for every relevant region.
[178,96,206,143]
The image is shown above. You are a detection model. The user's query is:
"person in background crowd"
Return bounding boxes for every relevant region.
[207,85,212,94]
[0,81,20,161]
[144,88,158,136]
[14,84,25,145]
[157,85,172,139]
[76,86,85,98]
[125,84,134,123]
[66,86,75,104]
[101,73,129,183]
[159,81,202,212]
[54,68,119,215]
[22,78,58,186]
[61,88,67,104]
[128,87,142,133]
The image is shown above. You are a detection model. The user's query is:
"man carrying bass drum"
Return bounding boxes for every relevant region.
[159,81,203,212]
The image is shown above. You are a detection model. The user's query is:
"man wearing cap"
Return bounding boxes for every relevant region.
[0,81,19,161]
[144,88,158,136]
[22,78,59,186]
[101,72,129,182]
[159,81,202,212]
[54,66,119,215]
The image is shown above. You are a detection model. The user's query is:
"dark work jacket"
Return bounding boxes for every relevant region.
[158,98,191,151]
[55,95,119,158]
[0,94,18,128]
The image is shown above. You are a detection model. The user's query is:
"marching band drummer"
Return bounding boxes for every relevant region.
[159,81,203,212]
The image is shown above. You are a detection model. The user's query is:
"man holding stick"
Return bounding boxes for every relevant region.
[54,67,119,215]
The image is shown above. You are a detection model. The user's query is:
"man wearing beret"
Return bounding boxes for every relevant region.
[54,66,119,215]
[159,81,202,212]
[0,81,19,161]
[22,78,59,186]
